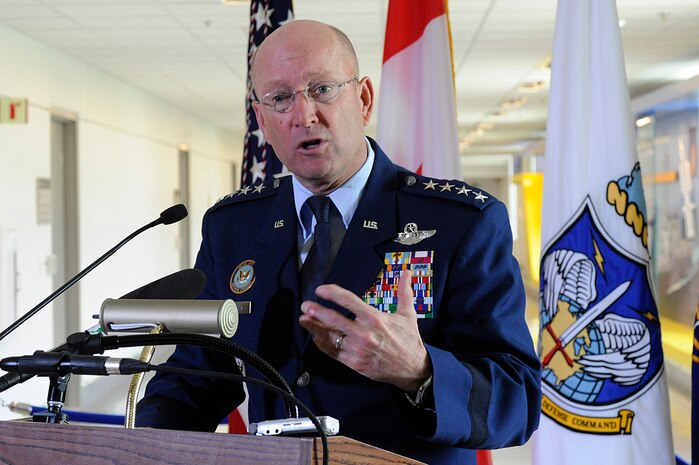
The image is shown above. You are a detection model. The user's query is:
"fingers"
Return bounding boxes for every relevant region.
[395,270,415,318]
[298,275,426,387]
[302,270,415,327]
[313,284,371,317]
[300,296,352,333]
[298,311,347,356]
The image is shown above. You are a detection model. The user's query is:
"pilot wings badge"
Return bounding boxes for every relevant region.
[394,223,436,245]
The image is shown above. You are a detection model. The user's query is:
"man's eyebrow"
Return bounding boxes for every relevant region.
[259,75,336,90]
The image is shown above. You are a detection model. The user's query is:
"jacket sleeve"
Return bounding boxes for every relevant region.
[395,200,542,449]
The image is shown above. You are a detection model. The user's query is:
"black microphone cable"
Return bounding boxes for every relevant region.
[98,332,298,419]
[0,330,299,418]
[146,364,330,465]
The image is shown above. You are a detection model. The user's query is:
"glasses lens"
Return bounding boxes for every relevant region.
[260,92,292,112]
[309,82,339,103]
[272,92,294,112]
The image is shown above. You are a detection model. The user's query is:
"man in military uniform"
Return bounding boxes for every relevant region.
[137,19,541,465]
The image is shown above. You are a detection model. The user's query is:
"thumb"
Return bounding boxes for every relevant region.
[396,270,415,318]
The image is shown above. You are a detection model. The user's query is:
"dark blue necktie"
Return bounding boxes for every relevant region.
[300,196,344,302]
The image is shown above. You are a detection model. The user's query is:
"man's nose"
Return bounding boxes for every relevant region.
[292,92,319,127]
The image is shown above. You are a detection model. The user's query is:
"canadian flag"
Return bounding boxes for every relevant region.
[377,0,461,179]
[379,6,491,465]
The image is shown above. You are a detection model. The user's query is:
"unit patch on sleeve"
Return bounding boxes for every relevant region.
[362,251,433,318]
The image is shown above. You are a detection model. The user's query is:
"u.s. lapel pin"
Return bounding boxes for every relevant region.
[394,223,436,245]
[363,219,378,230]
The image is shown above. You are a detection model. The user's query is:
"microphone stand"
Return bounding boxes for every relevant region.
[25,331,104,423]
[31,374,71,423]
[2,332,328,463]
[20,330,299,421]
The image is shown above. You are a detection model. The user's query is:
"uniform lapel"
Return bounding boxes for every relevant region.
[253,178,298,262]
[249,178,308,359]
[327,148,399,313]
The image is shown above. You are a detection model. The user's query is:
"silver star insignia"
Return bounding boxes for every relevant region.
[474,191,488,202]
[439,182,454,192]
[423,180,438,190]
[238,186,252,196]
[456,186,472,196]
[253,184,266,194]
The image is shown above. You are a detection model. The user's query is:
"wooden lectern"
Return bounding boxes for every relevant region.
[0,420,426,465]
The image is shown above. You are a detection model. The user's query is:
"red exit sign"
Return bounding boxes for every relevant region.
[0,98,28,124]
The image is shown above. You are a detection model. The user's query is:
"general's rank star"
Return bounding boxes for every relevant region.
[439,182,454,192]
[456,186,471,196]
[474,191,488,202]
[423,180,438,190]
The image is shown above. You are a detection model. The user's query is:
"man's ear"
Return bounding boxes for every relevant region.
[252,101,268,140]
[358,76,375,127]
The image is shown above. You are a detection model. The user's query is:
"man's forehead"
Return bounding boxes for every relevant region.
[257,72,342,90]
[253,50,349,90]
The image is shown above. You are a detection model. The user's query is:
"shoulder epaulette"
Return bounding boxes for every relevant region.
[209,175,290,213]
[397,171,496,210]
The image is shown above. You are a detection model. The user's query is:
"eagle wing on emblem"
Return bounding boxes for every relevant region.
[541,250,597,324]
[576,314,651,386]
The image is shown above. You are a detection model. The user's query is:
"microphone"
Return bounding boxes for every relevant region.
[118,268,207,300]
[0,204,188,342]
[155,204,188,226]
[99,299,241,338]
[0,267,206,393]
[0,351,148,376]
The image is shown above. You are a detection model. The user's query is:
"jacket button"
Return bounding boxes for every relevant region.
[296,371,310,387]
[404,175,417,186]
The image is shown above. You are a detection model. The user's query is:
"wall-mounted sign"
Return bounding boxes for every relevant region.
[0,98,28,124]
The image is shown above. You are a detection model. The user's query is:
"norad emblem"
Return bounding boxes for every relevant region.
[539,187,662,435]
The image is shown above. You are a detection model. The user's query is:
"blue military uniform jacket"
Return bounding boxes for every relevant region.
[137,139,541,465]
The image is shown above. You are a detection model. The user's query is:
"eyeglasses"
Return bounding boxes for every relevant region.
[255,77,359,113]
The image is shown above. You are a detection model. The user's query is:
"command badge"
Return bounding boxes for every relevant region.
[230,259,256,294]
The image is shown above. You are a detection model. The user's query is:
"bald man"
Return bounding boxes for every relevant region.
[137,20,541,465]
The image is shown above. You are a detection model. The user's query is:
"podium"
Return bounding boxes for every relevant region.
[0,420,426,465]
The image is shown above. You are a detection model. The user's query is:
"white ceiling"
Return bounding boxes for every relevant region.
[1,0,698,156]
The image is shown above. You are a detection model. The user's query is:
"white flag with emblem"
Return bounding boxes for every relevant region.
[533,1,674,464]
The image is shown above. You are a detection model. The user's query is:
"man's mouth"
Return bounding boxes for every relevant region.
[299,139,322,150]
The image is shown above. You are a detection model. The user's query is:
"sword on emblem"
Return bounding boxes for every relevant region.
[542,280,631,368]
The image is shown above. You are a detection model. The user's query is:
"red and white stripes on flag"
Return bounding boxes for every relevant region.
[533,1,674,464]
[241,0,294,187]
[377,0,460,179]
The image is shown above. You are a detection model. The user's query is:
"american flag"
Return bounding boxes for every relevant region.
[241,0,294,187]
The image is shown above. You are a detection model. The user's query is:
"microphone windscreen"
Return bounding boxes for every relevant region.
[159,204,188,225]
[120,269,207,300]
